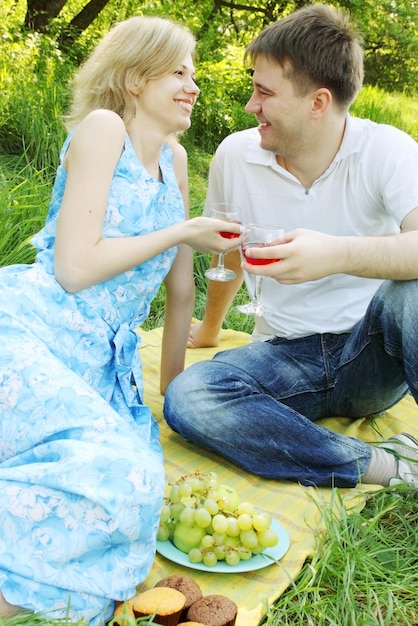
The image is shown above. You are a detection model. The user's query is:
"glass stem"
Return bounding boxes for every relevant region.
[253,275,263,303]
[217,252,225,270]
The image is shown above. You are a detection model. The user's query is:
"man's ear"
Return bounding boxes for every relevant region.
[311,88,332,118]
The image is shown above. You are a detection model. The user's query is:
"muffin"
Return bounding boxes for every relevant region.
[155,574,203,620]
[178,623,206,625]
[187,595,237,626]
[132,587,186,626]
[112,599,135,626]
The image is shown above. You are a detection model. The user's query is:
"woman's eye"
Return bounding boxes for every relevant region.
[174,69,184,76]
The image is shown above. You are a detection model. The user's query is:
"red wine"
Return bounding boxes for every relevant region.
[220,231,241,239]
[242,243,281,265]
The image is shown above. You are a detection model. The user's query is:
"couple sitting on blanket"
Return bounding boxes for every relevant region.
[0,4,417,624]
[163,5,418,492]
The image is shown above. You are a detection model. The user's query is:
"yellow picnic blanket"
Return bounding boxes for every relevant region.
[136,326,418,626]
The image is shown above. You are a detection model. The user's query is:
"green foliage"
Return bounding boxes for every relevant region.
[345,0,418,95]
[1,0,416,176]
[0,156,50,266]
[0,29,69,173]
[351,85,418,140]
[183,48,256,154]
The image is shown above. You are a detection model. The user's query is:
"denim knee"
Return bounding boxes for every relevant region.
[164,362,210,428]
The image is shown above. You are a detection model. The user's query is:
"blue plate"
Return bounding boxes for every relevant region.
[156,518,290,573]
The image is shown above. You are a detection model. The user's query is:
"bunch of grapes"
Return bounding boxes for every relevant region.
[157,471,278,567]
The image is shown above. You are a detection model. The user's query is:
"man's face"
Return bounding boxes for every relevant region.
[245,55,312,157]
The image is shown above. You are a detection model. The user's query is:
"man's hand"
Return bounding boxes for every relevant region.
[242,228,343,284]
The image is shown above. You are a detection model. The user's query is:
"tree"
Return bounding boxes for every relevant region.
[20,0,417,93]
[24,0,68,31]
[24,0,112,49]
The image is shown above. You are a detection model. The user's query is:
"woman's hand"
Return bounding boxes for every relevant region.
[183,217,243,254]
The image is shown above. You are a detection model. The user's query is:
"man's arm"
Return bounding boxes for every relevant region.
[188,250,243,348]
[243,207,418,285]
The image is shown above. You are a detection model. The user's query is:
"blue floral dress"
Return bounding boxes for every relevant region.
[0,133,185,623]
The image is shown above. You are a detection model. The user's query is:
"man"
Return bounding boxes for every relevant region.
[164,4,418,489]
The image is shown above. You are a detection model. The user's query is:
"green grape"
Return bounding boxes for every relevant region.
[167,520,176,537]
[236,501,255,516]
[157,523,170,542]
[178,481,193,498]
[211,532,227,545]
[179,506,195,527]
[257,528,278,548]
[203,551,218,567]
[237,513,253,531]
[240,529,259,550]
[251,542,264,555]
[188,548,203,563]
[169,484,181,503]
[213,544,227,560]
[170,502,185,520]
[207,477,219,490]
[225,549,241,566]
[204,498,219,516]
[159,503,171,523]
[225,535,240,548]
[212,514,228,534]
[194,507,212,528]
[188,477,201,492]
[217,484,240,511]
[238,547,253,561]
[226,516,240,537]
[252,511,272,532]
[200,534,215,549]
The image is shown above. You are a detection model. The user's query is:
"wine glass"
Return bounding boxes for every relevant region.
[204,203,242,282]
[236,223,284,316]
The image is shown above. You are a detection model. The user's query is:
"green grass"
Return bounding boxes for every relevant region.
[0,156,51,266]
[264,487,418,626]
[352,86,418,141]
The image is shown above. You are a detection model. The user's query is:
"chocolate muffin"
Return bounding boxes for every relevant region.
[187,594,237,626]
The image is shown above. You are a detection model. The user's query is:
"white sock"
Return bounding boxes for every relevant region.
[362,446,398,486]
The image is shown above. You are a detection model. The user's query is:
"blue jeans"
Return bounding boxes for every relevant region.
[164,280,417,487]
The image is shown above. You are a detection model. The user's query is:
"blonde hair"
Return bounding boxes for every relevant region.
[64,16,196,129]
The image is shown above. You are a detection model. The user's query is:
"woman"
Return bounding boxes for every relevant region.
[0,15,240,623]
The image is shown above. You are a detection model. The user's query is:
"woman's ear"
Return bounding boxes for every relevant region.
[127,81,140,96]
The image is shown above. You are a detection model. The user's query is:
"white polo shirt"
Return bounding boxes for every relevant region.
[204,115,418,340]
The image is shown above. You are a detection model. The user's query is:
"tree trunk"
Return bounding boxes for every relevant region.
[24,0,68,32]
[59,0,111,50]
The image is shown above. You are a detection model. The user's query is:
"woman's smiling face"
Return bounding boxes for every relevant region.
[137,55,200,135]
